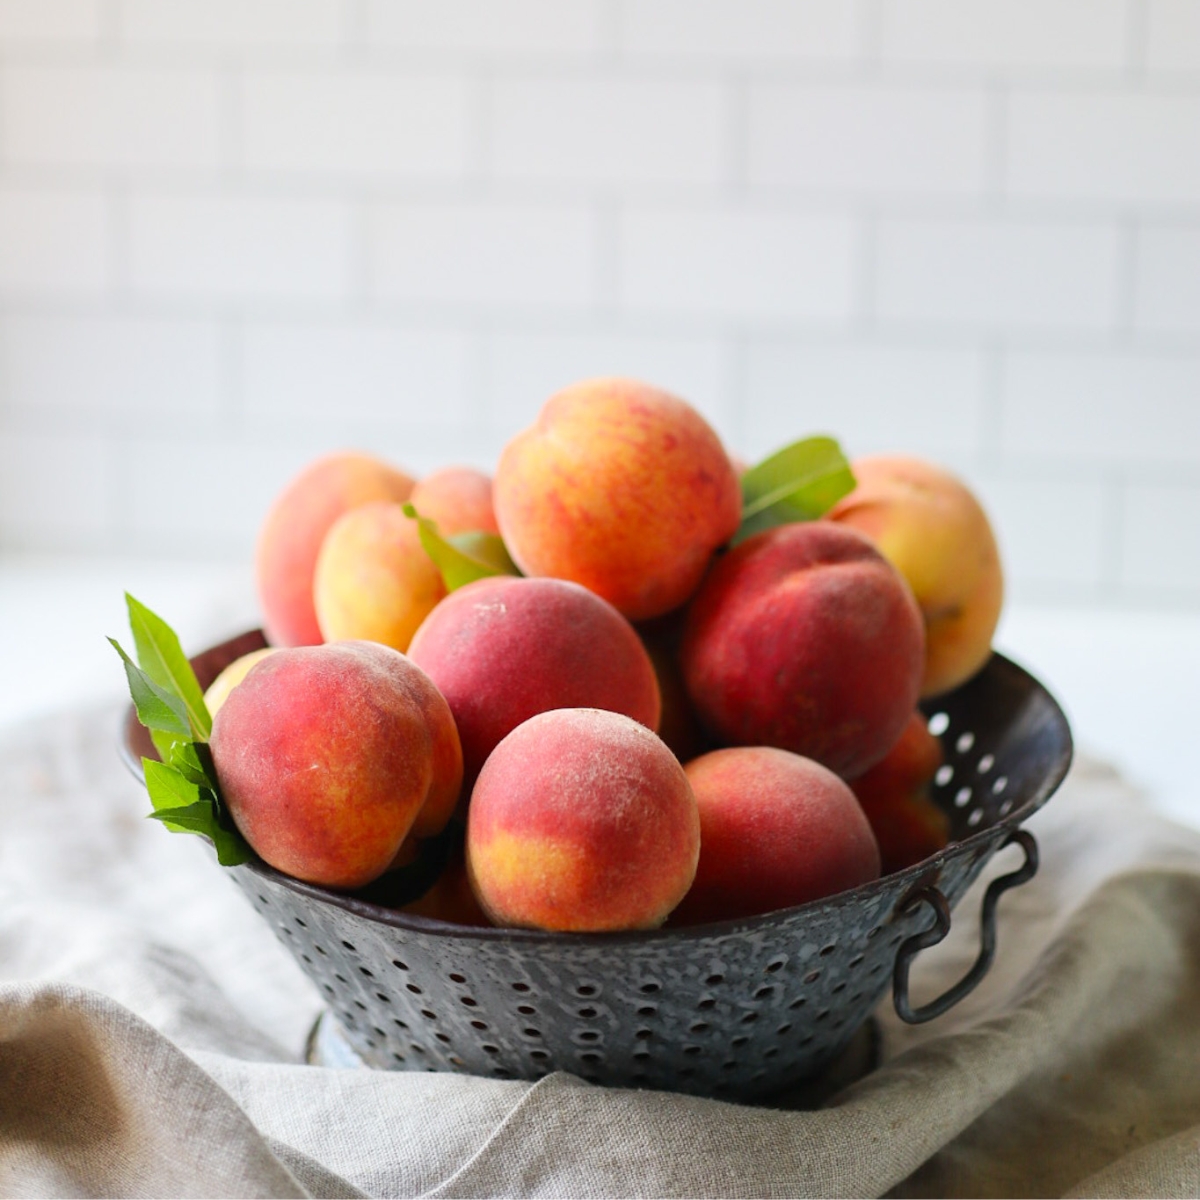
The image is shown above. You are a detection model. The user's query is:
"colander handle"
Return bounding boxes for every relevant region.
[891,829,1039,1024]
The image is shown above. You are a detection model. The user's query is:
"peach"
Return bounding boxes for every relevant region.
[827,455,1003,697]
[408,466,499,536]
[671,747,880,925]
[493,378,742,621]
[467,708,700,931]
[680,521,925,780]
[203,648,276,717]
[313,501,446,653]
[407,575,661,785]
[850,711,951,875]
[209,640,462,889]
[256,451,415,647]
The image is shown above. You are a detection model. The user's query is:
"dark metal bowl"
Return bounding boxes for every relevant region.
[121,632,1071,1102]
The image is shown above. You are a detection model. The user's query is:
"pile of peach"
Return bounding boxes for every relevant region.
[206,378,1004,933]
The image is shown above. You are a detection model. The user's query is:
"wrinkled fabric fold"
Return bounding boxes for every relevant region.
[0,983,307,1198]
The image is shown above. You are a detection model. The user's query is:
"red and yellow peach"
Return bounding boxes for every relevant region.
[850,711,950,874]
[408,466,499,536]
[407,574,661,785]
[681,521,925,780]
[671,746,880,925]
[209,640,462,889]
[466,708,700,932]
[494,378,741,621]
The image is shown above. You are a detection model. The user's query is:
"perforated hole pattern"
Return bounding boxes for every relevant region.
[230,652,1071,1103]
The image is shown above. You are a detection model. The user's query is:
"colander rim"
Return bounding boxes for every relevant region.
[120,639,1072,947]
[220,649,1073,946]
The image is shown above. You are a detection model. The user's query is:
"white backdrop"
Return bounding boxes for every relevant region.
[0,0,1197,611]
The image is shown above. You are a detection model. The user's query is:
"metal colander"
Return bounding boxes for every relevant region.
[122,630,1071,1103]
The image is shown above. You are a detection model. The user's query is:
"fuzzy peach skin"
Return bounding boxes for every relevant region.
[681,521,925,781]
[256,452,415,648]
[203,648,277,717]
[209,641,462,889]
[408,466,500,536]
[850,711,950,875]
[828,455,1003,697]
[408,575,661,785]
[493,378,742,621]
[313,502,447,653]
[671,747,880,925]
[467,709,700,932]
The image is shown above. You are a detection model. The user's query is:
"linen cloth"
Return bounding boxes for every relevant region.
[1,701,1199,1198]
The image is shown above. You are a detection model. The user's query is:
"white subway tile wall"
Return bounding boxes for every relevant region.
[0,0,1196,608]
[1146,0,1200,74]
[877,0,1129,71]
[873,217,1120,330]
[0,187,111,294]
[1135,225,1200,333]
[0,1,102,44]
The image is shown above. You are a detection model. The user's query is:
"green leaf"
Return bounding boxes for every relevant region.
[143,757,203,823]
[125,593,211,740]
[160,737,214,789]
[404,504,521,592]
[116,599,250,869]
[146,799,218,831]
[203,826,257,868]
[142,759,252,866]
[146,804,253,867]
[110,639,191,737]
[151,730,191,773]
[190,740,220,791]
[447,530,520,577]
[735,435,856,544]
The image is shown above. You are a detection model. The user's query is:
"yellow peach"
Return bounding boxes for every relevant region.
[202,648,277,717]
[828,455,1003,697]
[313,502,446,653]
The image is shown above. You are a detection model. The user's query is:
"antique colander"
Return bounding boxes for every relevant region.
[123,629,1071,1103]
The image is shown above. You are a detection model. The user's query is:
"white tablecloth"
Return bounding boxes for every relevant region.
[1,703,1199,1197]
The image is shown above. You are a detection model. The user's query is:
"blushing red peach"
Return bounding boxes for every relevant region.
[312,502,446,653]
[466,709,700,932]
[493,378,742,621]
[407,575,661,785]
[850,711,950,875]
[209,640,462,889]
[680,521,925,780]
[828,455,1003,697]
[408,466,499,536]
[256,452,415,647]
[671,747,881,925]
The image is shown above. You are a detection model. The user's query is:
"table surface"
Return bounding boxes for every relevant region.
[2,551,1197,831]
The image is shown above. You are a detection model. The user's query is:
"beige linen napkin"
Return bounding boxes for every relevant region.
[1,704,1198,1198]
